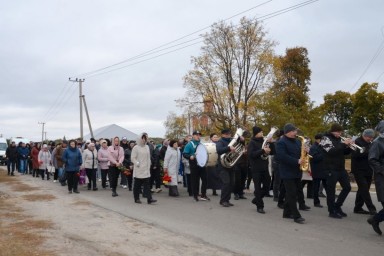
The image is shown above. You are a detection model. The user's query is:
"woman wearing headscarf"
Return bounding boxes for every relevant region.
[82,142,99,191]
[38,144,51,180]
[98,139,110,189]
[131,133,157,204]
[62,140,83,193]
[107,137,125,197]
[163,139,181,196]
[31,143,41,177]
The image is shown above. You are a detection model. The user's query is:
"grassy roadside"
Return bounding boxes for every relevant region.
[0,171,56,256]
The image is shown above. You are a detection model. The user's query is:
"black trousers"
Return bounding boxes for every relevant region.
[66,171,79,192]
[101,169,109,188]
[185,173,192,196]
[301,180,313,198]
[326,170,351,214]
[251,170,271,208]
[219,168,234,203]
[233,163,247,196]
[150,167,162,189]
[283,179,302,219]
[40,169,50,180]
[354,172,376,212]
[86,168,97,189]
[7,159,16,174]
[133,177,152,201]
[109,166,120,191]
[313,178,327,205]
[189,160,207,198]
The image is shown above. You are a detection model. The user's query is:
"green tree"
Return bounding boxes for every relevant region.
[163,112,187,139]
[182,17,275,130]
[320,91,353,130]
[351,82,384,133]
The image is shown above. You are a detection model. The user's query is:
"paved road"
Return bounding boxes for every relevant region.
[19,175,384,256]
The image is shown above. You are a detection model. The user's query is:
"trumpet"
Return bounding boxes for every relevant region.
[340,136,365,153]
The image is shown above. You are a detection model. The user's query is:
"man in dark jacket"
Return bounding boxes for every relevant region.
[216,129,238,207]
[309,133,328,208]
[275,123,305,224]
[368,120,384,235]
[248,126,273,213]
[6,141,18,176]
[319,123,352,219]
[351,129,377,215]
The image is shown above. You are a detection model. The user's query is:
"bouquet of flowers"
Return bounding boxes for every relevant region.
[118,165,132,176]
[162,171,172,185]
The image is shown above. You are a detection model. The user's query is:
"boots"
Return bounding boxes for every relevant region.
[112,189,118,197]
[169,186,179,197]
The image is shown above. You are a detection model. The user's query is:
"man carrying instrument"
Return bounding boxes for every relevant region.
[351,129,377,215]
[319,123,352,219]
[182,131,209,202]
[248,126,273,213]
[275,123,305,224]
[216,129,240,207]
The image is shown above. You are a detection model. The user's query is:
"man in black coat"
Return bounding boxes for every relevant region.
[216,129,241,207]
[275,123,305,224]
[351,129,377,215]
[319,123,352,219]
[368,120,384,235]
[6,141,18,176]
[248,126,273,213]
[309,133,327,208]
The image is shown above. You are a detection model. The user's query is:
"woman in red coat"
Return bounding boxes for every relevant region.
[31,143,41,177]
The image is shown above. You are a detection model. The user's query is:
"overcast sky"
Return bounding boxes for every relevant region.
[1,0,383,141]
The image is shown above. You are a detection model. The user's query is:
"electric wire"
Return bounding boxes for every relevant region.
[45,83,77,123]
[41,81,71,121]
[80,0,320,79]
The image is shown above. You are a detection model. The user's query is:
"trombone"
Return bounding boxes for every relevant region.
[340,136,365,153]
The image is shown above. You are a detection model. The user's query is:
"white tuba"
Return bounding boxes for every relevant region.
[220,128,245,168]
[261,126,279,160]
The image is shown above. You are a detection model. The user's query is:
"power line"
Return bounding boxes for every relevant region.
[45,84,77,123]
[41,81,71,120]
[78,0,320,79]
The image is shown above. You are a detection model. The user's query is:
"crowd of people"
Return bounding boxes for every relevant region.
[3,121,384,235]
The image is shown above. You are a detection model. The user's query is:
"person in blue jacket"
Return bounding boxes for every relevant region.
[275,123,305,224]
[17,142,30,175]
[62,139,83,194]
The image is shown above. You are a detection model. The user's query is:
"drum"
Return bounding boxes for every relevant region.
[195,143,218,167]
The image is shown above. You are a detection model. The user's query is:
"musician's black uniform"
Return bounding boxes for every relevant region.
[248,126,274,213]
[319,124,351,218]
[351,132,376,214]
[368,121,384,235]
[309,134,327,207]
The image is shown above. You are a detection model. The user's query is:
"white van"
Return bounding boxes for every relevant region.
[0,138,7,165]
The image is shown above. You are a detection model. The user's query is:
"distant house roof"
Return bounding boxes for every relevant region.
[83,124,139,141]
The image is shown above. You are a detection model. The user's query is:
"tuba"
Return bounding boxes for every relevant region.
[220,128,245,168]
[297,135,311,172]
[261,126,279,160]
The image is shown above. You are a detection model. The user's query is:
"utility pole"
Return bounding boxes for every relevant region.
[69,78,93,140]
[38,122,45,143]
[44,132,47,142]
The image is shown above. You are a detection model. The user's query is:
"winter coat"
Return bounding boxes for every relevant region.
[97,147,110,170]
[216,137,231,170]
[17,147,29,160]
[351,136,373,176]
[62,147,82,172]
[368,136,384,202]
[248,137,269,173]
[38,150,51,170]
[123,148,133,168]
[51,147,58,168]
[275,135,302,180]
[6,146,18,161]
[163,146,181,186]
[31,147,40,169]
[82,148,98,169]
[182,139,200,160]
[107,145,124,166]
[319,132,351,172]
[55,146,66,168]
[309,142,327,179]
[131,138,151,179]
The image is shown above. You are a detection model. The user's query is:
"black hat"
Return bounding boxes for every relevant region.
[330,123,343,132]
[221,129,231,135]
[62,140,68,144]
[192,130,202,135]
[252,126,262,136]
[284,123,297,134]
[314,133,323,140]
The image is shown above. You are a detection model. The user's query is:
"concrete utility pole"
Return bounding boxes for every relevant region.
[69,78,93,140]
[38,122,45,143]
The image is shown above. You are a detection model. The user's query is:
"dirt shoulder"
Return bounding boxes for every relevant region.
[0,168,235,256]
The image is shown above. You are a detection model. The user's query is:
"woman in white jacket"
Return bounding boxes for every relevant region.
[163,139,181,197]
[131,133,157,204]
[82,143,99,191]
[38,144,52,180]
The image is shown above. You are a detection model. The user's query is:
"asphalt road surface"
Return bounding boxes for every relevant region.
[19,176,384,256]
